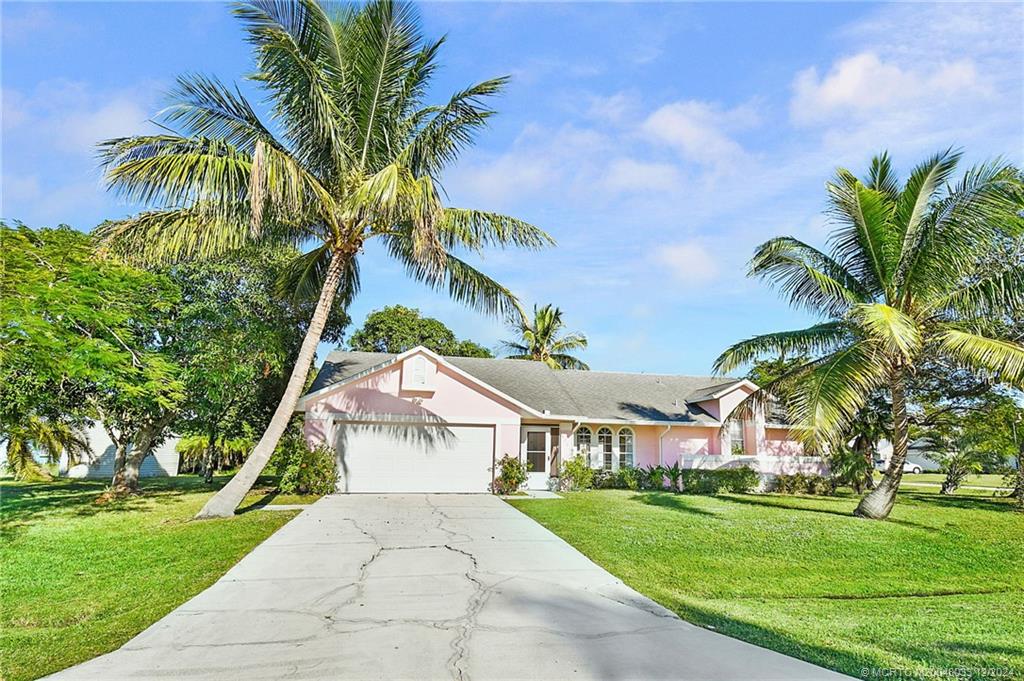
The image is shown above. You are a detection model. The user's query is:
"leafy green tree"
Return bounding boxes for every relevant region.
[348,304,492,357]
[503,304,588,370]
[715,150,1024,519]
[166,247,348,482]
[96,0,551,518]
[0,223,182,490]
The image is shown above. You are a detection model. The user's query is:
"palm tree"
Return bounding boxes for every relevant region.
[96,0,553,518]
[3,416,89,482]
[715,150,1024,520]
[503,304,588,370]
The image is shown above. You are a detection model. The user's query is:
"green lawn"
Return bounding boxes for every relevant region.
[0,476,309,681]
[886,473,1008,488]
[509,488,1024,680]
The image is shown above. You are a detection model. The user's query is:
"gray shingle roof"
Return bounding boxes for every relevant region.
[307,350,745,424]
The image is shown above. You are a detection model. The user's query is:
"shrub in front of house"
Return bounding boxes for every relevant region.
[773,472,834,495]
[493,454,528,494]
[587,465,758,495]
[558,454,594,491]
[277,443,339,495]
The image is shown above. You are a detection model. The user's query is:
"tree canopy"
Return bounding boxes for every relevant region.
[348,305,491,357]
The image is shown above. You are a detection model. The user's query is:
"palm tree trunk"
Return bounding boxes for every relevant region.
[855,370,907,520]
[194,249,348,519]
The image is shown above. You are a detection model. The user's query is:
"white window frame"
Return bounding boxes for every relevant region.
[597,427,614,471]
[574,426,592,458]
[617,427,634,469]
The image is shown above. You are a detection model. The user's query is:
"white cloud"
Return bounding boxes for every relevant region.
[602,158,682,194]
[791,52,986,125]
[4,79,159,156]
[653,241,719,284]
[641,100,756,169]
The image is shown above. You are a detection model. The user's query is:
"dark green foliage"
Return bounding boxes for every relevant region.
[493,454,528,494]
[591,465,758,495]
[827,445,875,493]
[348,305,492,357]
[268,428,339,496]
[773,473,834,495]
[557,454,594,491]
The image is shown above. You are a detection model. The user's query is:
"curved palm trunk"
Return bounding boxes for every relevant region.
[195,250,347,519]
[855,371,907,520]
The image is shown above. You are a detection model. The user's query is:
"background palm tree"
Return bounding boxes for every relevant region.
[715,150,1024,520]
[97,0,552,518]
[504,304,588,370]
[3,417,89,482]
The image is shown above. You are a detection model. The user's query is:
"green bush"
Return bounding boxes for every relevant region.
[493,454,528,494]
[618,466,640,490]
[275,442,338,495]
[559,454,594,491]
[719,466,760,493]
[773,472,833,496]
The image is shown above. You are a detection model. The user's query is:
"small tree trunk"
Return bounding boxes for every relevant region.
[855,370,907,520]
[195,249,348,520]
[202,428,218,484]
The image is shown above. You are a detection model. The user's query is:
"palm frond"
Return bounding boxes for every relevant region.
[826,171,895,296]
[850,303,921,362]
[937,328,1024,387]
[99,135,251,211]
[406,77,509,177]
[864,151,900,199]
[890,148,961,289]
[787,342,890,448]
[275,244,361,306]
[901,160,1023,298]
[233,0,352,178]
[160,73,285,154]
[749,236,870,317]
[713,322,852,374]
[385,234,520,317]
[550,353,589,370]
[931,267,1024,318]
[349,0,424,169]
[439,208,554,252]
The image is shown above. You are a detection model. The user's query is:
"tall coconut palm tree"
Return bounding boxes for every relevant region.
[96,0,553,518]
[714,150,1024,520]
[504,304,589,370]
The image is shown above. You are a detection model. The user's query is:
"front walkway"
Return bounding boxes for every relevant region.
[51,495,850,680]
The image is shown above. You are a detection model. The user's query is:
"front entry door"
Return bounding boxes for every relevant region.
[523,427,550,490]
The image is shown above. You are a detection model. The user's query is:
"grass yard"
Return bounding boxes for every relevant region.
[509,488,1024,680]
[890,473,1009,488]
[0,476,313,681]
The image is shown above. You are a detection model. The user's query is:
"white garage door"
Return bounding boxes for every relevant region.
[336,423,494,493]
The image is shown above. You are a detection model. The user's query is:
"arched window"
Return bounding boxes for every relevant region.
[574,426,592,455]
[597,427,613,470]
[618,428,634,469]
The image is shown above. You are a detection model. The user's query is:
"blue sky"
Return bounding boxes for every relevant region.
[3,1,1022,375]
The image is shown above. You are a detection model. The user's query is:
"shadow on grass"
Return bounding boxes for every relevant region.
[0,475,282,538]
[717,493,942,532]
[629,491,722,517]
[900,491,1018,513]
[237,488,281,514]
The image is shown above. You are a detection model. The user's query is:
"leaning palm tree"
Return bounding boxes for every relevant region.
[96,0,553,518]
[715,150,1024,519]
[504,304,589,370]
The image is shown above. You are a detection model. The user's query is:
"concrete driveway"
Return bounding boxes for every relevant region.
[52,495,850,680]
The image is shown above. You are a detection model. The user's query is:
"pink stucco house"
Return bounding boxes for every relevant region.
[299,346,825,493]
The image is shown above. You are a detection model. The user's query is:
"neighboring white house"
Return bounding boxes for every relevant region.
[874,438,942,473]
[58,422,180,479]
